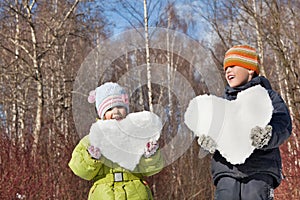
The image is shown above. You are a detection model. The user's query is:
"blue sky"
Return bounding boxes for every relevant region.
[102,0,210,41]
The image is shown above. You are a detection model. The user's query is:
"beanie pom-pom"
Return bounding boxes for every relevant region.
[88,90,96,103]
[122,94,129,104]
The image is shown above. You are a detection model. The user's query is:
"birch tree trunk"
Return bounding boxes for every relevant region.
[31,39,44,160]
[167,9,173,116]
[11,0,20,144]
[143,0,153,112]
[252,0,266,77]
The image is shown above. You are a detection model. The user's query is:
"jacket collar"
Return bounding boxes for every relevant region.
[224,76,272,100]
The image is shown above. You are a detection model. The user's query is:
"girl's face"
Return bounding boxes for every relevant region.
[225,66,254,88]
[104,106,127,120]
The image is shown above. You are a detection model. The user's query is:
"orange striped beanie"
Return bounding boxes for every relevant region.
[223,45,260,75]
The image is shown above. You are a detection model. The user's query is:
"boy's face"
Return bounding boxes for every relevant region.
[103,106,127,120]
[225,66,254,88]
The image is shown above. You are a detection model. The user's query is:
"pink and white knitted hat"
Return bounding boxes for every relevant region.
[88,82,129,119]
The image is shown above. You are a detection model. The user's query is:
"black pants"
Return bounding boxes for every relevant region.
[214,175,274,200]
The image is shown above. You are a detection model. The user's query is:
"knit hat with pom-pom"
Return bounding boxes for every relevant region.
[88,82,129,119]
[223,45,260,75]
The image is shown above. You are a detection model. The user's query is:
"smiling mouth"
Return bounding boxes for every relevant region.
[228,75,235,80]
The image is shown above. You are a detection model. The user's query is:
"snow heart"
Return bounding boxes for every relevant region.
[184,85,273,164]
[89,111,162,171]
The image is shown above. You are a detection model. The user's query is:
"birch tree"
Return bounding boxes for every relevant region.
[143,0,153,112]
[0,0,109,198]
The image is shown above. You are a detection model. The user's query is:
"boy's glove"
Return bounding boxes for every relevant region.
[144,140,159,158]
[250,125,272,149]
[88,145,101,160]
[198,147,210,159]
[197,135,217,154]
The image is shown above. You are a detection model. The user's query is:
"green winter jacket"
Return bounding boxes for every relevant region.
[69,136,164,200]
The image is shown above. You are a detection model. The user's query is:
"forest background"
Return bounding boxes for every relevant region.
[0,0,299,199]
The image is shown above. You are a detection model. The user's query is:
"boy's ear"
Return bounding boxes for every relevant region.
[248,69,255,76]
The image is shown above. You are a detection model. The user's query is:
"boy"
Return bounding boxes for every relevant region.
[198,45,292,200]
[69,82,163,200]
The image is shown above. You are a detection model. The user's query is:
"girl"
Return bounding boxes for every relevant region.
[69,82,164,200]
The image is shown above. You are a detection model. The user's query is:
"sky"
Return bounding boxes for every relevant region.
[101,0,211,41]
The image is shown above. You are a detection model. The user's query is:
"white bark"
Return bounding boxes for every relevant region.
[167,10,173,116]
[252,0,266,76]
[143,0,153,112]
[11,0,20,144]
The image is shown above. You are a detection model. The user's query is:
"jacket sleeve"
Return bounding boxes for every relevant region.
[264,90,292,149]
[68,135,105,180]
[136,149,164,177]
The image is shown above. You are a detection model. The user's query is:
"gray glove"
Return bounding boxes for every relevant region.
[197,135,217,154]
[250,125,272,149]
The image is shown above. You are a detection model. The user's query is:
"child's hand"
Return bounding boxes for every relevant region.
[144,140,159,158]
[197,135,217,154]
[88,145,101,159]
[250,125,272,149]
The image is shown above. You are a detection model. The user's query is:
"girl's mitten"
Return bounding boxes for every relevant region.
[144,140,159,158]
[88,145,101,160]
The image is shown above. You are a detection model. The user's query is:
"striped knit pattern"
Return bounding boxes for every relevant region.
[223,45,260,75]
[95,82,129,119]
[97,95,128,118]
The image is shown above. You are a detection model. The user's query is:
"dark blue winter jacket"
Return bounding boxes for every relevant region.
[211,76,292,188]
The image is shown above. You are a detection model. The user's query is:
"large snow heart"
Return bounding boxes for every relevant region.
[184,85,273,164]
[89,111,162,171]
